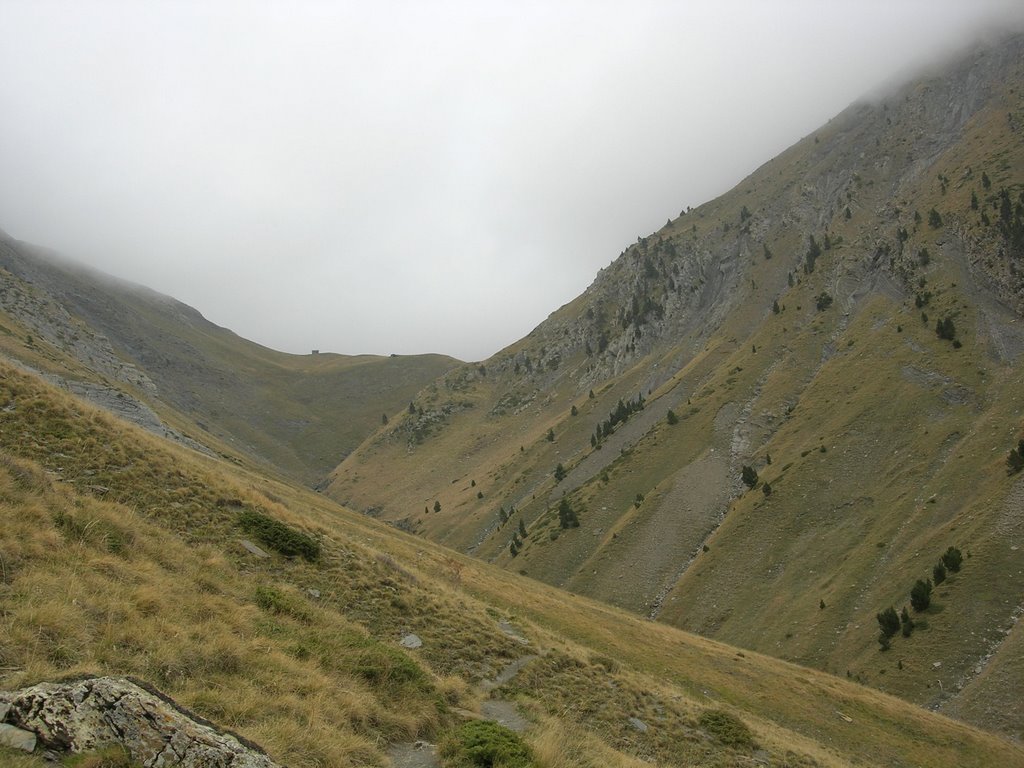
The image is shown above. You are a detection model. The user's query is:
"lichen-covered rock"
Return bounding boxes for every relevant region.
[0,676,281,767]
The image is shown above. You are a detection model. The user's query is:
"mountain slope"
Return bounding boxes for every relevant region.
[328,33,1024,739]
[0,231,458,483]
[2,358,1022,767]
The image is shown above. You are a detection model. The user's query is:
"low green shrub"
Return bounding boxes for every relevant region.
[698,708,756,749]
[439,720,534,767]
[238,509,320,560]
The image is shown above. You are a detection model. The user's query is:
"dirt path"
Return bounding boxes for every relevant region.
[388,621,539,767]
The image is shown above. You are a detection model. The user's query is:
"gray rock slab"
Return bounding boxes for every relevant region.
[0,723,37,752]
[1,677,279,767]
[628,716,648,732]
[239,539,270,558]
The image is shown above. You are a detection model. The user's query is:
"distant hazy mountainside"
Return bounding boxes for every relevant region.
[329,33,1024,739]
[0,232,458,483]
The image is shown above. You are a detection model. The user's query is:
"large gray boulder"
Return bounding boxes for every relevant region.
[0,676,281,767]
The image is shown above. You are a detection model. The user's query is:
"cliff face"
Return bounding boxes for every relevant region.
[329,34,1024,739]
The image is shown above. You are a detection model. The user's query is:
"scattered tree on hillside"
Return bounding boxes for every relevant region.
[762,482,772,496]
[982,171,991,189]
[741,465,759,489]
[591,394,645,447]
[740,205,752,222]
[941,546,963,573]
[763,243,773,260]
[815,292,833,311]
[666,409,679,425]
[499,507,508,525]
[382,413,389,425]
[877,606,900,638]
[509,540,519,557]
[900,606,915,637]
[554,463,567,483]
[805,235,822,273]
[971,190,979,210]
[935,317,956,341]
[932,560,947,585]
[558,498,580,529]
[571,405,578,416]
[408,402,416,415]
[433,500,442,513]
[546,428,555,442]
[910,579,933,612]
[1006,440,1024,474]
[928,208,943,228]
[772,299,780,314]
[518,518,527,538]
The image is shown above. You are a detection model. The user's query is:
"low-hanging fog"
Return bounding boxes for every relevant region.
[1,0,1022,360]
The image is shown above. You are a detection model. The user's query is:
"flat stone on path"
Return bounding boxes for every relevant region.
[497,620,530,645]
[480,700,529,733]
[387,740,439,768]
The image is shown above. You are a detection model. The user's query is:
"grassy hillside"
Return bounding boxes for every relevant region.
[0,235,458,484]
[3,361,1024,766]
[327,34,1024,740]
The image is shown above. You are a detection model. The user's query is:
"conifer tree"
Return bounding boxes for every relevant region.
[941,546,963,573]
[900,606,914,637]
[877,606,900,638]
[910,579,932,612]
[558,498,580,529]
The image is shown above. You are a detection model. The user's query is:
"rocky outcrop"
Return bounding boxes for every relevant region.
[0,676,281,767]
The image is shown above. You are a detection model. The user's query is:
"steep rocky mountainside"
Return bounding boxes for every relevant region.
[329,34,1024,740]
[0,233,458,483]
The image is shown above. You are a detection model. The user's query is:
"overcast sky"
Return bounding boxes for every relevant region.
[1,1,1022,361]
